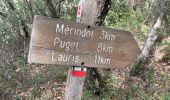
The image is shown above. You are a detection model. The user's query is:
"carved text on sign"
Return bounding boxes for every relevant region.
[52,23,116,65]
[28,15,140,68]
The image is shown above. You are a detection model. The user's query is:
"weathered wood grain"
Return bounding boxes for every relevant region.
[28,15,140,68]
[64,0,97,100]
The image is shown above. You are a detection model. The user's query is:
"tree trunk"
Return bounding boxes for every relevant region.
[5,0,30,39]
[87,0,111,97]
[45,0,58,18]
[95,0,111,26]
[130,0,166,76]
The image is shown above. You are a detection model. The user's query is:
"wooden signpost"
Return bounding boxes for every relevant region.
[65,1,97,100]
[28,0,140,99]
[28,16,140,68]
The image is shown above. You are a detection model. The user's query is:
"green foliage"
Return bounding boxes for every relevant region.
[82,90,96,100]
[0,0,76,99]
[105,0,157,42]
[62,6,77,21]
[162,39,170,62]
[31,85,41,98]
[0,0,170,99]
[112,68,170,100]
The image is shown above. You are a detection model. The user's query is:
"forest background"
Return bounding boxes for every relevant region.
[0,0,170,99]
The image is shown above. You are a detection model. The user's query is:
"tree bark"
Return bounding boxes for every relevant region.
[20,20,30,39]
[95,0,111,26]
[87,0,111,97]
[130,0,166,76]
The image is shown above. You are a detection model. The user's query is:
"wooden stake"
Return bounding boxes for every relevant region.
[64,0,97,100]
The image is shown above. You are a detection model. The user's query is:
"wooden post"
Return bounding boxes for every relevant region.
[27,1,140,100]
[64,0,97,100]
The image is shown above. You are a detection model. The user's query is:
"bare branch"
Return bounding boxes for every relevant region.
[5,0,30,39]
[0,12,6,18]
[138,12,163,61]
[6,0,15,10]
[130,0,166,76]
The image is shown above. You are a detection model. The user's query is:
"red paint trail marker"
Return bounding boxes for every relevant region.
[77,0,82,18]
[71,66,87,77]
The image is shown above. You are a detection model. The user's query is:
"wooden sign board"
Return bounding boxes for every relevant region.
[28,15,140,68]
